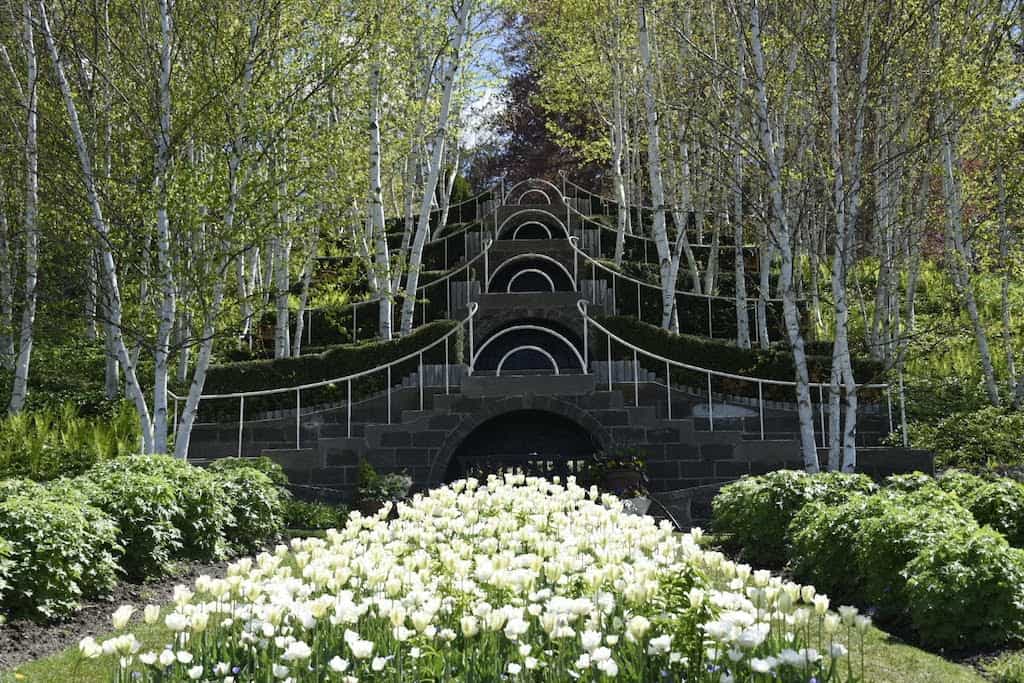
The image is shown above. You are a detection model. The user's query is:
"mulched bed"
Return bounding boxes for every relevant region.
[0,559,230,672]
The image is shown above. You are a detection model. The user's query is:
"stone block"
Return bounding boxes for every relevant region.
[380,431,411,447]
[700,443,734,461]
[412,431,447,447]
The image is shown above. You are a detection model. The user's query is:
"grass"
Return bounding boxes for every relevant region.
[2,621,988,682]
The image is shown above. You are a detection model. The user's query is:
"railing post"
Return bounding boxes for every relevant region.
[708,297,713,338]
[611,274,617,315]
[347,379,352,439]
[446,279,451,319]
[633,348,639,407]
[606,333,613,391]
[444,337,450,394]
[758,383,765,439]
[707,374,714,432]
[419,352,424,411]
[818,384,826,448]
[886,384,894,436]
[295,389,301,449]
[387,366,392,424]
[665,360,672,420]
[352,304,357,342]
[581,304,589,373]
[468,308,475,375]
[172,396,178,442]
[237,396,245,459]
[307,309,312,345]
[636,281,642,322]
[484,246,489,293]
[444,238,449,270]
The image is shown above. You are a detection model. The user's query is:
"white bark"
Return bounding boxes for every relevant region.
[749,0,819,471]
[367,60,393,340]
[8,0,39,414]
[611,45,628,265]
[38,0,154,450]
[292,229,319,357]
[437,145,461,233]
[152,0,176,452]
[638,3,676,330]
[399,0,472,335]
[732,25,750,348]
[0,176,14,366]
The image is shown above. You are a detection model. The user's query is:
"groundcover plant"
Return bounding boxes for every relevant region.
[82,476,869,682]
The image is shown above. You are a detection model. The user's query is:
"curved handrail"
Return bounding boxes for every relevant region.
[568,235,782,305]
[566,200,758,251]
[505,178,564,204]
[170,302,478,402]
[578,298,888,391]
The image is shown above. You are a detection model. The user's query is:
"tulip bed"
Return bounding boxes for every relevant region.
[82,476,869,682]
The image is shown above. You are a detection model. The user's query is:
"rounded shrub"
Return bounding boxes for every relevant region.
[79,461,183,579]
[854,489,978,620]
[712,470,876,566]
[961,478,1024,547]
[94,455,234,560]
[284,499,349,530]
[207,456,288,488]
[214,468,285,552]
[788,493,875,603]
[904,527,1024,650]
[883,471,938,493]
[0,477,44,503]
[0,491,121,618]
[936,468,991,498]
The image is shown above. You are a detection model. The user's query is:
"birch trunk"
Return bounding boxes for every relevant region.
[152,0,176,453]
[292,229,319,357]
[0,177,14,366]
[8,0,39,414]
[638,3,676,330]
[399,0,472,335]
[996,166,1019,405]
[366,60,393,340]
[38,0,154,450]
[941,126,1000,406]
[611,47,628,265]
[750,0,819,471]
[437,146,460,233]
[731,29,750,347]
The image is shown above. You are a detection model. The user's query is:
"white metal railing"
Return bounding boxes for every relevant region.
[170,302,480,459]
[577,299,895,446]
[567,235,782,342]
[301,237,494,344]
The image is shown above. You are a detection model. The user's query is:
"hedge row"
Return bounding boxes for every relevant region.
[198,321,461,420]
[597,316,886,400]
[0,455,285,620]
[712,469,1024,651]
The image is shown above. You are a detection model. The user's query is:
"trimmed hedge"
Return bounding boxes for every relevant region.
[905,406,1024,471]
[596,316,886,401]
[198,320,460,419]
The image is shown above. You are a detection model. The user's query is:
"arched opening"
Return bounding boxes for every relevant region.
[512,221,552,239]
[489,254,575,292]
[472,323,585,375]
[517,188,551,204]
[444,409,599,482]
[497,209,568,240]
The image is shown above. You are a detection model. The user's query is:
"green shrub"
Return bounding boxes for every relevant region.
[215,468,285,552]
[905,527,1024,650]
[0,401,139,481]
[883,471,937,492]
[907,406,1024,471]
[284,499,349,530]
[854,490,978,619]
[985,651,1024,683]
[936,468,991,498]
[788,493,875,603]
[712,470,876,566]
[79,462,183,579]
[0,491,121,618]
[207,456,289,488]
[0,535,11,606]
[961,479,1024,547]
[0,477,45,502]
[95,456,234,560]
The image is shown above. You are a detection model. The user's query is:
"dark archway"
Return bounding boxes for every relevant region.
[443,409,600,482]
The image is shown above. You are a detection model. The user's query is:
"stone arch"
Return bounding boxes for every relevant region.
[427,395,615,486]
[497,209,568,240]
[488,253,576,292]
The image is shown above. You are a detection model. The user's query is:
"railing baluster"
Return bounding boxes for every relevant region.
[665,360,671,420]
[606,333,613,391]
[444,337,450,394]
[295,389,301,449]
[758,383,765,440]
[633,348,639,407]
[419,352,424,411]
[707,297,713,338]
[636,280,641,322]
[347,379,352,439]
[387,366,392,424]
[818,384,826,448]
[352,304,357,342]
[237,396,244,458]
[703,373,714,432]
